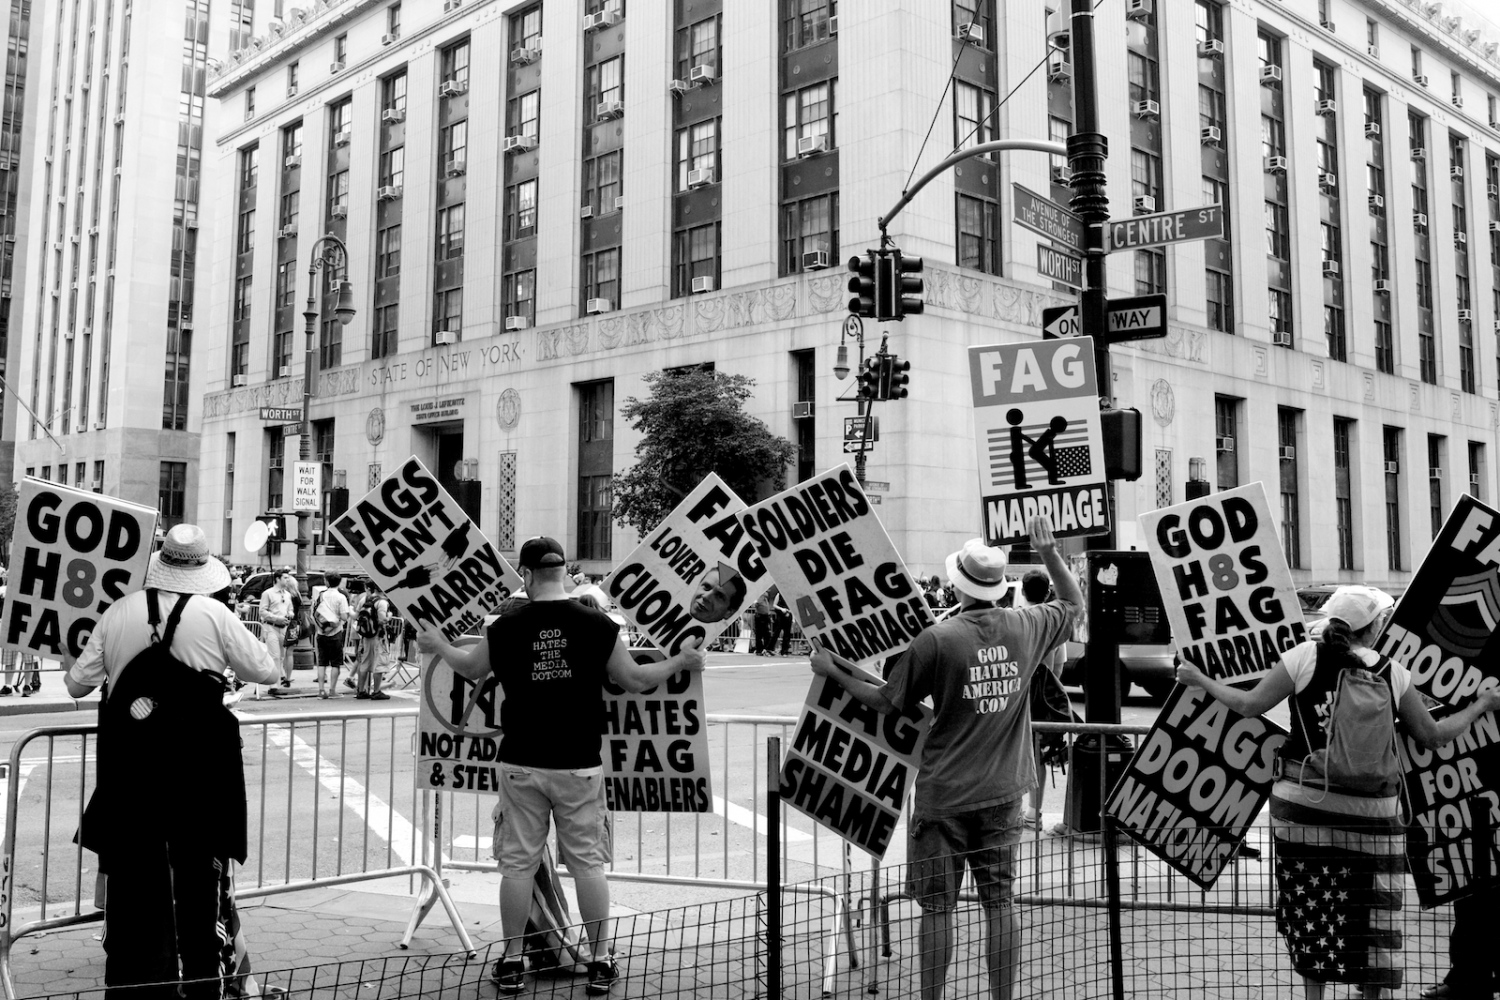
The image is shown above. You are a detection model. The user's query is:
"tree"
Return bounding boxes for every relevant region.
[0,484,16,566]
[612,368,796,536]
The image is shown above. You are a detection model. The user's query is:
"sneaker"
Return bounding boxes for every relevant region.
[490,959,525,995]
[355,692,370,700]
[281,679,292,688]
[318,691,329,700]
[0,686,12,696]
[586,955,619,994]
[343,677,356,690]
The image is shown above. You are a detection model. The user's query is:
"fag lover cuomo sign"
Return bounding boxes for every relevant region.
[1106,484,1298,888]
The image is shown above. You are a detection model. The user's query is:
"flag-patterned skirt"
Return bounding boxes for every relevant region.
[1269,779,1406,990]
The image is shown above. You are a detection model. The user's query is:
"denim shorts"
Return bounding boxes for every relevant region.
[907,798,1022,912]
[492,763,612,879]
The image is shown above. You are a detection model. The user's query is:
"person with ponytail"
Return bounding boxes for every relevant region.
[1176,585,1500,1000]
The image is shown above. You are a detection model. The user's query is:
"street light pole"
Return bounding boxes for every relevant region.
[297,234,356,600]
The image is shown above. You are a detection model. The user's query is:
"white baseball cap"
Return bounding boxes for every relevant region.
[1320,585,1395,631]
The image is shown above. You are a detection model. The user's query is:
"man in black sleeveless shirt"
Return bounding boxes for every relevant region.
[417,536,705,995]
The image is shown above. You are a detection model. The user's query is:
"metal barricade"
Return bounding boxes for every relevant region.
[0,708,473,1000]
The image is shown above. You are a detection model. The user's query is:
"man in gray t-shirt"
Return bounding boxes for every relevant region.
[809,516,1081,1000]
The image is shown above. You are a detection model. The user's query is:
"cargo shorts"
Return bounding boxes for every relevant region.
[907,798,1022,912]
[492,763,613,879]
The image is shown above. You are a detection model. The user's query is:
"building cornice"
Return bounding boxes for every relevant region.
[1357,0,1500,89]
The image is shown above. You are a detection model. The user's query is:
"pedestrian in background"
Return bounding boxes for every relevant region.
[750,589,773,655]
[770,587,794,656]
[1018,569,1068,832]
[1176,585,1500,1000]
[353,584,391,701]
[258,573,295,688]
[312,572,351,699]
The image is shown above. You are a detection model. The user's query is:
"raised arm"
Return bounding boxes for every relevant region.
[1175,657,1296,718]
[1029,516,1082,613]
[1398,686,1500,750]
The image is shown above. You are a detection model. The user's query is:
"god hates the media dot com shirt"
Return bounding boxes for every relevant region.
[485,599,622,770]
[883,599,1077,817]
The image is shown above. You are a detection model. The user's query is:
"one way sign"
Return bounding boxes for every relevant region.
[1042,293,1167,344]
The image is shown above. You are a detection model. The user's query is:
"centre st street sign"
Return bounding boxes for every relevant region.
[1012,184,1086,254]
[1106,204,1224,251]
[1041,293,1167,344]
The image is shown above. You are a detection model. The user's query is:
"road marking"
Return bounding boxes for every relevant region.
[712,795,812,842]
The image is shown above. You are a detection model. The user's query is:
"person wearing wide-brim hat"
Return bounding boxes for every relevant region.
[806,517,1084,1000]
[64,524,282,997]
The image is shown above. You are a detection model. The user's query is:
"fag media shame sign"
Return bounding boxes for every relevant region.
[1,479,157,659]
[328,456,521,641]
[603,653,712,812]
[604,474,770,655]
[1139,482,1307,687]
[781,674,931,858]
[737,464,936,667]
[1105,685,1286,889]
[969,339,1108,545]
[1372,494,1500,903]
[418,638,505,794]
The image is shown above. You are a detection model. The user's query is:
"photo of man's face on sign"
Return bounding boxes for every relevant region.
[690,562,747,623]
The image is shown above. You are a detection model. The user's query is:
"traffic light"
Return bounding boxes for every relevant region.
[847,252,881,319]
[893,252,925,319]
[857,358,882,400]
[882,355,912,400]
[1100,407,1143,481]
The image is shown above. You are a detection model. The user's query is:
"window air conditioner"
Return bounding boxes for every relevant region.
[1374,279,1393,293]
[1367,45,1379,58]
[1364,121,1381,138]
[334,127,351,146]
[1414,73,1430,87]
[1319,171,1337,190]
[1489,221,1500,233]
[381,33,399,46]
[1488,184,1500,198]
[279,366,291,377]
[1368,194,1384,211]
[1322,259,1340,276]
[797,134,828,157]
[668,79,691,94]
[447,158,467,176]
[1133,195,1156,213]
[1317,99,1338,116]
[1272,331,1293,346]
[580,204,594,219]
[443,0,461,10]
[232,375,247,387]
[802,249,830,270]
[1414,212,1428,228]
[1452,95,1464,108]
[1456,231,1468,245]
[330,206,348,219]
[279,224,298,238]
[329,61,346,74]
[1264,155,1288,173]
[792,402,815,419]
[1458,308,1473,321]
[377,185,402,201]
[439,79,469,98]
[1197,39,1224,58]
[689,64,717,85]
[1279,446,1296,461]
[596,100,624,120]
[1431,467,1444,479]
[503,135,538,154]
[1216,436,1235,452]
[1200,126,1221,145]
[1047,55,1071,82]
[687,167,714,188]
[1132,99,1161,120]
[1411,146,1427,160]
[1126,0,1153,20]
[1052,165,1073,184]
[504,316,530,331]
[512,45,541,65]
[285,154,301,168]
[382,108,405,123]
[585,298,612,315]
[1260,65,1283,85]
[957,22,985,45]
[1385,461,1401,474]
[690,276,715,294]
[434,331,457,346]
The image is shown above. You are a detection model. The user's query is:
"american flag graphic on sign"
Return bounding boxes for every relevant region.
[985,420,1093,490]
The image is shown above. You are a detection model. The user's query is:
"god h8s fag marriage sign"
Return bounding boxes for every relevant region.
[2,479,157,659]
[969,338,1108,546]
[1374,494,1500,904]
[737,464,936,667]
[781,674,931,859]
[329,456,522,642]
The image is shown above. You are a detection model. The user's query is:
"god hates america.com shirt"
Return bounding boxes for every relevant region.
[884,600,1077,817]
[485,599,621,769]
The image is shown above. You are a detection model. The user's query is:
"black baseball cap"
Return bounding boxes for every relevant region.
[520,536,567,569]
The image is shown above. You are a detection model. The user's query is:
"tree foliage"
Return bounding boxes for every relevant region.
[612,368,796,536]
[0,484,17,566]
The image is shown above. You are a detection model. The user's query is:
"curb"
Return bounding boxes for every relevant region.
[0,698,93,718]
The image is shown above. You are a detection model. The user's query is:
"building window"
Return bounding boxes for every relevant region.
[956,195,998,274]
[954,82,994,150]
[283,121,303,160]
[1411,46,1423,80]
[1134,250,1165,296]
[1325,306,1346,363]
[576,380,615,561]
[376,224,401,277]
[675,120,720,190]
[1278,408,1300,568]
[512,4,542,50]
[794,349,816,482]
[1384,426,1403,572]
[435,204,465,260]
[381,71,407,115]
[233,276,253,322]
[1374,320,1394,375]
[507,179,537,240]
[244,86,256,120]
[1205,270,1230,333]
[267,431,285,510]
[1334,417,1355,570]
[440,38,469,87]
[275,261,295,307]
[372,302,398,360]
[379,147,404,188]
[434,287,462,340]
[675,15,721,79]
[1428,434,1445,539]
[1468,441,1486,501]
[586,56,624,113]
[584,150,623,215]
[782,0,838,52]
[279,190,299,230]
[440,120,467,174]
[327,171,349,219]
[784,81,835,159]
[387,2,401,36]
[503,270,535,325]
[287,62,299,95]
[159,462,187,531]
[319,312,342,370]
[1215,396,1239,490]
[1366,19,1377,50]
[672,223,721,297]
[781,192,839,274]
[582,249,621,310]
[507,91,540,140]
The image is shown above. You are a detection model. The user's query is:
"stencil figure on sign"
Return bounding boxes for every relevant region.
[1006,408,1032,490]
[1029,415,1069,486]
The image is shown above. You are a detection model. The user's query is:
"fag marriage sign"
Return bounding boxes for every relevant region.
[1105,685,1285,889]
[1372,495,1500,904]
[604,474,770,655]
[737,464,936,667]
[1139,482,1307,687]
[329,456,521,641]
[969,338,1108,545]
[418,638,505,794]
[1,479,157,659]
[780,674,931,858]
[603,656,712,812]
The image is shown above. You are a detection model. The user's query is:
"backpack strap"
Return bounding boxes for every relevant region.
[157,594,193,651]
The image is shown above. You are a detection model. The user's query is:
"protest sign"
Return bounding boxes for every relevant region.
[603,652,712,812]
[736,464,935,667]
[1,479,157,659]
[328,456,522,641]
[604,474,769,655]
[969,338,1109,545]
[1105,685,1286,889]
[780,674,931,858]
[1399,711,1500,906]
[418,638,505,793]
[1139,482,1307,687]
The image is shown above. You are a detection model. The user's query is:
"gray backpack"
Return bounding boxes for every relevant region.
[1295,655,1401,797]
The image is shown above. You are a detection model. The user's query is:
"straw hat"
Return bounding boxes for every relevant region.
[144,524,232,595]
[945,538,1011,601]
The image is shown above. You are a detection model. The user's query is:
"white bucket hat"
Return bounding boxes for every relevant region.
[144,524,232,595]
[945,538,1010,601]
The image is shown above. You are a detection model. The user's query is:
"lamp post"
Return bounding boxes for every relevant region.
[834,314,875,485]
[298,235,356,598]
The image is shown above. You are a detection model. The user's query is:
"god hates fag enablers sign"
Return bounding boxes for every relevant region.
[1374,494,1500,904]
[738,463,936,667]
[329,457,522,642]
[781,674,931,858]
[969,337,1109,545]
[1105,483,1301,888]
[1,479,157,659]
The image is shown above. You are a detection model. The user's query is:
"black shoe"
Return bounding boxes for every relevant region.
[355,692,370,700]
[586,955,619,994]
[490,959,525,995]
[369,692,390,700]
[0,686,13,696]
[281,679,292,688]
